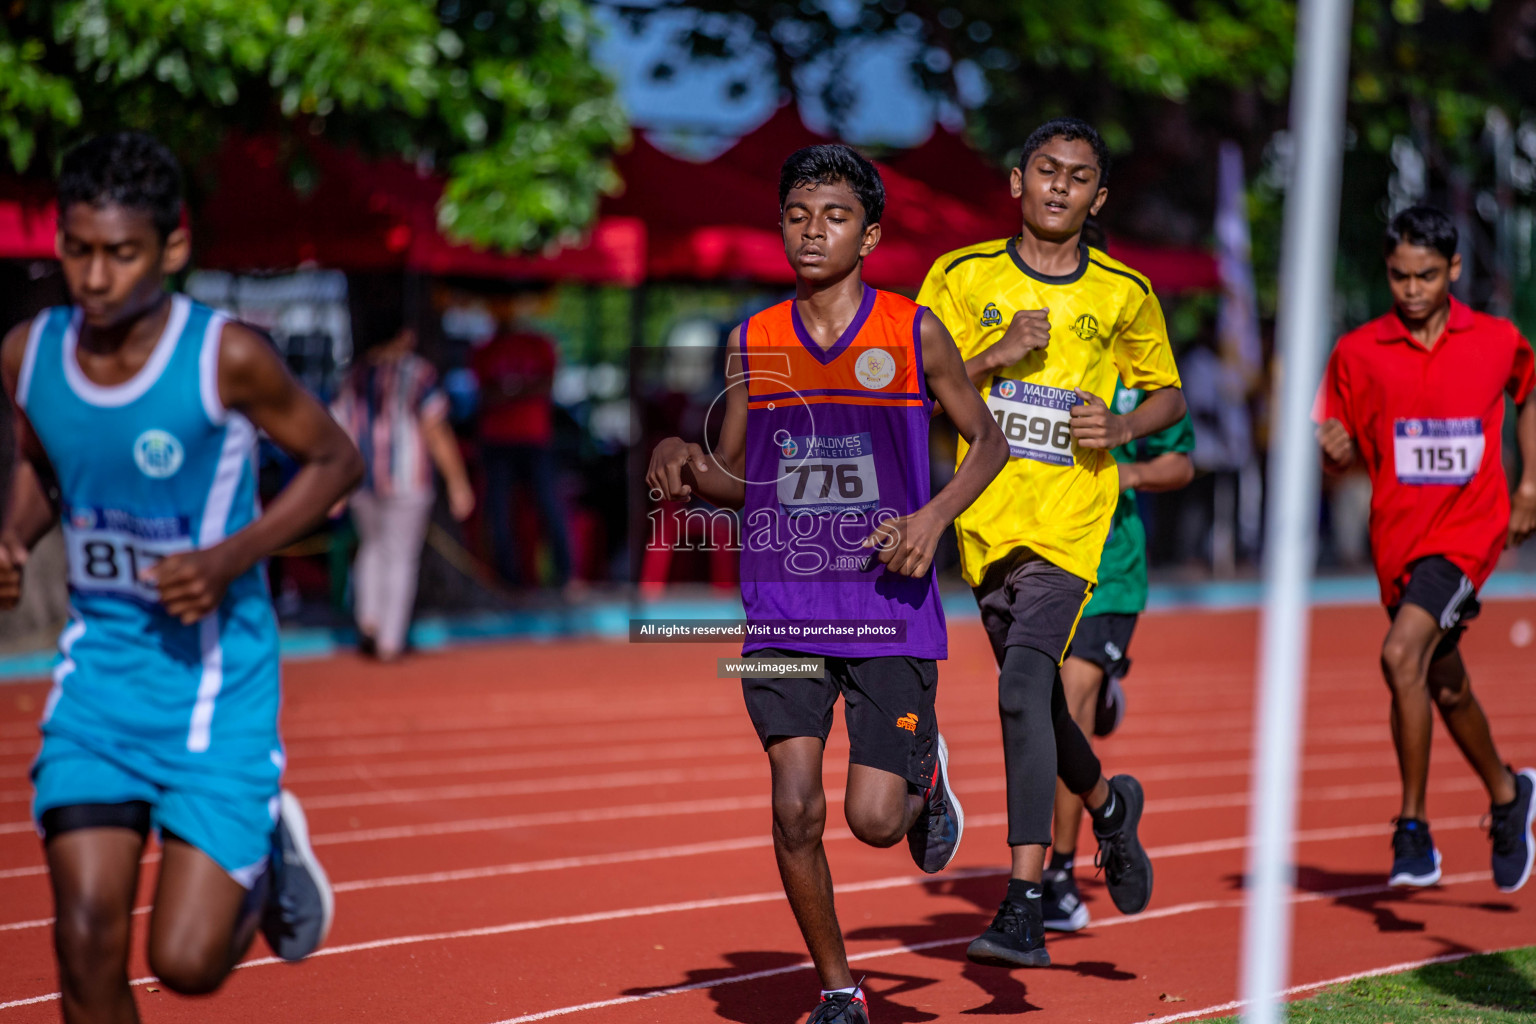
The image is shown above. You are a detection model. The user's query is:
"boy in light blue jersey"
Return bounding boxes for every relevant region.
[0,133,362,1022]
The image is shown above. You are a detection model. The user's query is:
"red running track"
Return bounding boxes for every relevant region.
[0,601,1534,1022]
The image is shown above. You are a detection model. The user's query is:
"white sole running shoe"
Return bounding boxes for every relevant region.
[261,790,335,960]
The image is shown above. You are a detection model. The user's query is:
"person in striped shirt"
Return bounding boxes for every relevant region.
[332,325,474,661]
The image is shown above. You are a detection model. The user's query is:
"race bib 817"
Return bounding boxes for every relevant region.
[63,507,192,602]
[1393,418,1484,486]
[776,432,881,515]
[987,378,1079,466]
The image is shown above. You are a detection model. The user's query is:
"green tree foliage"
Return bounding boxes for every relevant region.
[607,0,1536,320]
[0,0,628,251]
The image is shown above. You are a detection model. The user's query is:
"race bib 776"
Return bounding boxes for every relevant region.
[776,432,881,515]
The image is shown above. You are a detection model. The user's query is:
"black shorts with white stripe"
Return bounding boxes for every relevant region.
[1388,555,1482,661]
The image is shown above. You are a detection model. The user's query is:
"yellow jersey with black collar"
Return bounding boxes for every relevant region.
[917,237,1181,587]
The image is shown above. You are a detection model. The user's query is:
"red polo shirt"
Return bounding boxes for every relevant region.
[1315,297,1535,607]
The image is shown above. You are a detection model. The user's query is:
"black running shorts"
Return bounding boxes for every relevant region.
[1389,555,1481,661]
[38,801,153,842]
[741,650,938,788]
[1068,612,1138,683]
[972,547,1093,667]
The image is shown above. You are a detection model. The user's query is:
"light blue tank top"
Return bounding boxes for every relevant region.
[19,295,280,761]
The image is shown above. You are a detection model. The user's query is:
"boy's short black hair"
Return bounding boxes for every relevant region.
[1018,118,1110,187]
[1385,205,1458,261]
[779,144,885,226]
[58,132,184,240]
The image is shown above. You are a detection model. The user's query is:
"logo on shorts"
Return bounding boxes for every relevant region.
[133,429,184,479]
[996,379,1018,400]
[980,302,1003,327]
[1073,314,1101,340]
[896,712,919,733]
[855,348,897,390]
[1105,641,1123,661]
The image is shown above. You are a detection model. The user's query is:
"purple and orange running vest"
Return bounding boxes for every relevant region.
[738,284,947,659]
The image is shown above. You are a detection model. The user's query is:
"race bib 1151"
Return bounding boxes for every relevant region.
[987,378,1078,466]
[1393,418,1484,486]
[776,432,881,515]
[63,507,192,602]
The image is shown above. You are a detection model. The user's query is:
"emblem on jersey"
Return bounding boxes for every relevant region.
[1073,313,1101,340]
[1403,419,1423,437]
[780,438,799,458]
[996,379,1018,400]
[133,429,184,479]
[69,508,97,531]
[854,347,897,390]
[1115,388,1139,414]
[980,302,1003,327]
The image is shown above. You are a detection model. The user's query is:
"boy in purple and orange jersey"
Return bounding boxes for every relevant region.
[648,145,1007,1024]
[1316,204,1536,891]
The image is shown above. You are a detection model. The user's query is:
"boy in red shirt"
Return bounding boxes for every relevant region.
[1316,205,1536,891]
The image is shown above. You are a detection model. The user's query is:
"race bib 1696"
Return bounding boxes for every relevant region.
[987,378,1078,466]
[1393,418,1484,486]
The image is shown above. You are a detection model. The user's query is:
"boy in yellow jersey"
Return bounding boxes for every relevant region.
[918,118,1186,967]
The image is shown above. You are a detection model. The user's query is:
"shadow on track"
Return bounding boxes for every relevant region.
[622,951,942,1024]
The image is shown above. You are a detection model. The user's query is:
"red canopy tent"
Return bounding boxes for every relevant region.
[0,111,1218,294]
[196,135,646,285]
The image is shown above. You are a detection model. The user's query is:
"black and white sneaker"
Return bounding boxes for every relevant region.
[1041,867,1090,932]
[261,790,335,961]
[907,733,964,873]
[1092,775,1154,914]
[966,887,1050,968]
[1388,818,1441,887]
[1093,674,1127,738]
[807,987,868,1024]
[1489,767,1536,892]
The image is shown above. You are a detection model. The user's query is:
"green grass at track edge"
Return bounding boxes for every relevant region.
[1199,946,1536,1024]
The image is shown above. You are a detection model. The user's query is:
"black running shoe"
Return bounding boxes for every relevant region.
[1489,767,1536,892]
[1093,674,1127,738]
[966,889,1050,968]
[1092,775,1153,914]
[1388,818,1441,887]
[907,733,964,873]
[260,790,335,961]
[807,988,868,1024]
[1041,867,1090,932]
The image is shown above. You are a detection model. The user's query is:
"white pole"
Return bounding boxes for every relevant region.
[1239,0,1353,1021]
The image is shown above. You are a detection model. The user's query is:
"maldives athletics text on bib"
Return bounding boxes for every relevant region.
[1393,417,1485,486]
[775,432,882,515]
[987,378,1079,466]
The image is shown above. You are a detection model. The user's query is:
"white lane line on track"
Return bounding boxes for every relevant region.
[0,867,1500,1015]
[480,871,1502,1024]
[7,734,1528,836]
[10,711,1536,765]
[0,755,1504,881]
[0,812,1490,933]
[1133,945,1522,1024]
[9,728,1531,804]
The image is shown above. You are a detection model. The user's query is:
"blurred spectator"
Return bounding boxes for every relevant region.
[471,315,571,588]
[333,326,474,660]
